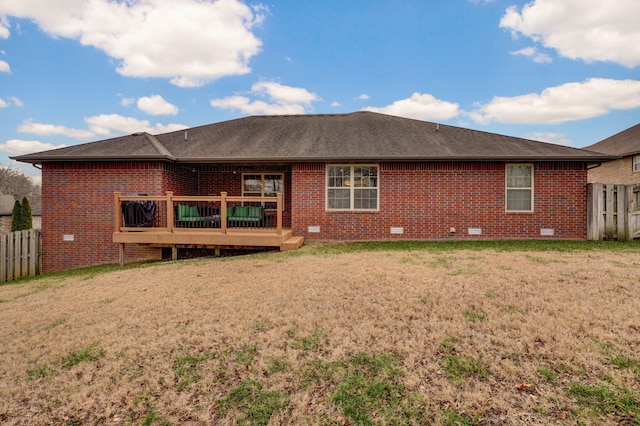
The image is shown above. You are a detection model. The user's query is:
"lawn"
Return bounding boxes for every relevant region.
[0,241,639,425]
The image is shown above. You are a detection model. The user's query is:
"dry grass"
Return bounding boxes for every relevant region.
[1,243,640,425]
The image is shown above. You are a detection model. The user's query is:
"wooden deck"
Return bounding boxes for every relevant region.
[112,192,304,263]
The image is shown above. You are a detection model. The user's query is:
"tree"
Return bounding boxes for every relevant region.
[0,165,41,213]
[21,196,33,230]
[0,165,33,199]
[11,200,22,232]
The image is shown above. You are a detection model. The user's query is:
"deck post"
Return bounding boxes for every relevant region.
[166,191,174,232]
[221,192,228,234]
[172,246,178,261]
[114,192,122,231]
[119,243,125,266]
[276,193,283,235]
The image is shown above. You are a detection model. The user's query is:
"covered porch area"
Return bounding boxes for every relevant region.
[113,191,304,265]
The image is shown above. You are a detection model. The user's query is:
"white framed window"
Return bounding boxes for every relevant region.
[633,155,640,172]
[506,164,533,212]
[326,165,379,211]
[242,173,284,208]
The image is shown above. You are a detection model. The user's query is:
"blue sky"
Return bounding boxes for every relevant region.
[1,0,639,184]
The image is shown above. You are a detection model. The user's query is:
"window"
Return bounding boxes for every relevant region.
[242,173,284,208]
[327,165,378,210]
[633,155,640,172]
[506,164,533,212]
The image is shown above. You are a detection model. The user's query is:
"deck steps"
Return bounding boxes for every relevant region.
[281,235,304,250]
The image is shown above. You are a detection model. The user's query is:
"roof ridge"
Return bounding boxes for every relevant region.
[142,132,175,160]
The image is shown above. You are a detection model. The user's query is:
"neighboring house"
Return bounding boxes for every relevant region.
[585,123,640,184]
[0,193,16,233]
[13,111,614,273]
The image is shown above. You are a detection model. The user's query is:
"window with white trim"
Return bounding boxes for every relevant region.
[327,165,379,210]
[633,155,640,172]
[506,164,533,212]
[242,173,284,208]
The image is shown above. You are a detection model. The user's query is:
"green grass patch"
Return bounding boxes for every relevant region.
[266,357,290,374]
[235,343,258,367]
[462,309,487,322]
[524,254,564,264]
[27,364,56,381]
[300,240,640,256]
[538,367,558,382]
[287,328,328,353]
[62,343,106,368]
[43,317,66,331]
[567,382,640,420]
[215,379,290,425]
[441,354,489,384]
[174,350,210,392]
[331,352,431,426]
[141,409,171,426]
[608,354,640,371]
[442,410,478,425]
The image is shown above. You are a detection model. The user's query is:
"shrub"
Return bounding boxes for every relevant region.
[10,200,21,232]
[20,196,32,230]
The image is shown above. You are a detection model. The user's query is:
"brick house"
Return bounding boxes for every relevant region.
[585,123,640,184]
[13,112,613,273]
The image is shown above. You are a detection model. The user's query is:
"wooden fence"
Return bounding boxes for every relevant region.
[0,229,41,283]
[587,183,640,241]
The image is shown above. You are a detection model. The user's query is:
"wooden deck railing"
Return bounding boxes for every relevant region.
[114,191,283,236]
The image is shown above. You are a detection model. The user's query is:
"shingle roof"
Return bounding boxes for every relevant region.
[584,123,640,156]
[13,111,615,164]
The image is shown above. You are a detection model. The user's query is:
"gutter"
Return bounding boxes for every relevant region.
[12,153,620,165]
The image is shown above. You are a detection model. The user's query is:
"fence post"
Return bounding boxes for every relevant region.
[625,184,635,241]
[0,232,7,282]
[616,184,627,241]
[587,183,601,240]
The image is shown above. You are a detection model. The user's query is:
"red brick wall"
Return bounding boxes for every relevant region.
[291,162,588,241]
[42,160,588,273]
[41,162,168,273]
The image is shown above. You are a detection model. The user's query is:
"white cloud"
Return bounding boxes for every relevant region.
[120,97,135,107]
[0,139,65,155]
[510,47,552,64]
[363,93,460,121]
[0,16,9,39]
[501,0,640,67]
[16,114,187,140]
[470,78,640,125]
[331,101,340,107]
[10,96,23,107]
[357,94,370,100]
[211,81,320,115]
[525,132,573,146]
[0,0,266,86]
[17,119,94,139]
[137,95,179,116]
[0,60,10,73]
[85,114,187,136]
[0,98,7,108]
